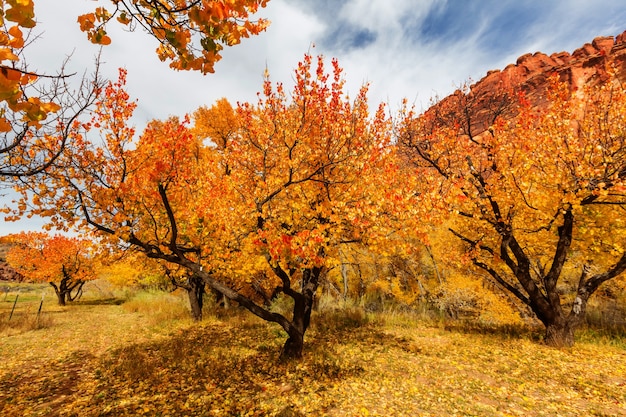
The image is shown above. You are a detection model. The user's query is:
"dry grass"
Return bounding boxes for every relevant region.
[121,289,192,326]
[0,285,624,416]
[0,282,54,335]
[0,309,53,334]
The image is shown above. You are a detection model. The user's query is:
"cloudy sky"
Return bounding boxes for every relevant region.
[2,0,626,234]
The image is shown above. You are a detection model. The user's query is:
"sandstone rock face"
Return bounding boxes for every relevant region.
[0,261,23,282]
[0,243,24,281]
[481,30,626,100]
[429,30,626,137]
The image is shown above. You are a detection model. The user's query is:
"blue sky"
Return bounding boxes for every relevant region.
[2,0,626,234]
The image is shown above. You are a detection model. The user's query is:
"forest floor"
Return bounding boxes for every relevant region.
[0,282,625,417]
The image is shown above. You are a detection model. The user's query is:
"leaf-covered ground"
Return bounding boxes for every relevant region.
[0,296,625,416]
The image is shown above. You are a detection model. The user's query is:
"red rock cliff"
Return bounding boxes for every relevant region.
[427,30,626,137]
[478,30,626,106]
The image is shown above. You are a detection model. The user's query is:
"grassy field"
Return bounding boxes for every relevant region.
[0,281,624,417]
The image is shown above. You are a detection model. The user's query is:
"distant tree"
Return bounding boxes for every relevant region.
[5,232,97,305]
[399,76,626,346]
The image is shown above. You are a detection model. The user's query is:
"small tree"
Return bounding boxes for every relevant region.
[6,232,97,305]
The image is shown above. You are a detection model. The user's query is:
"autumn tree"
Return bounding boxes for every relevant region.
[9,56,406,359]
[9,68,265,330]
[399,75,626,346]
[5,232,97,305]
[206,55,402,357]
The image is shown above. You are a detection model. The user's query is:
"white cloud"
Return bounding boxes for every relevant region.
[2,0,625,234]
[339,0,436,28]
[28,0,326,123]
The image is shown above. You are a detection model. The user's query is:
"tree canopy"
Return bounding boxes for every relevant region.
[8,55,413,358]
[78,0,270,74]
[2,2,625,355]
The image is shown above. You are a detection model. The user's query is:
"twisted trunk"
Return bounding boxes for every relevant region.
[49,268,85,306]
[50,282,67,306]
[278,266,323,359]
[544,319,576,347]
[461,208,626,347]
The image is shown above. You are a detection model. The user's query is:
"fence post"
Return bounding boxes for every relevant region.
[9,294,19,320]
[36,294,44,322]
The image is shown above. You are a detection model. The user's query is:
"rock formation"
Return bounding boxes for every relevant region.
[429,30,626,137]
[0,261,23,282]
[479,30,626,105]
[0,242,23,281]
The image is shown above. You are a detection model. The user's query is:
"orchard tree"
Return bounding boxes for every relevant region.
[5,232,97,305]
[9,57,408,359]
[10,68,272,344]
[399,76,626,347]
[205,55,406,357]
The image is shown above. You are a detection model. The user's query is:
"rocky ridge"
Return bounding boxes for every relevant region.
[430,30,626,137]
[0,261,22,282]
[477,30,626,106]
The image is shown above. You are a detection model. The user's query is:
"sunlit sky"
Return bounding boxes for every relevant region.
[2,0,625,235]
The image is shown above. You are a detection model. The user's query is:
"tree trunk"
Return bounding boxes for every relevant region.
[279,266,322,360]
[281,329,305,360]
[544,319,576,347]
[532,303,579,348]
[543,292,588,347]
[340,250,349,300]
[66,280,85,302]
[187,274,205,321]
[211,287,230,309]
[50,282,66,306]
[280,301,307,360]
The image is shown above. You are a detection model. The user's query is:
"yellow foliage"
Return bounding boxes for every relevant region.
[77,0,270,74]
[434,271,523,326]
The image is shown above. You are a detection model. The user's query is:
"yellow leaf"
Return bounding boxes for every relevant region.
[0,117,11,132]
[0,47,19,61]
[77,13,96,32]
